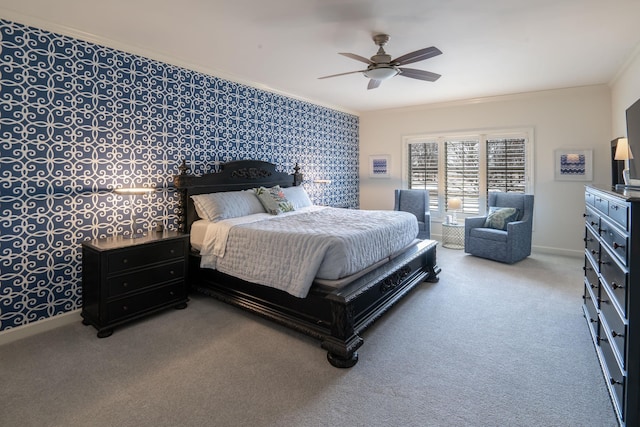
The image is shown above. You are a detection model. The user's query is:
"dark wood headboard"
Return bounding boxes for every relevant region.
[173,160,303,233]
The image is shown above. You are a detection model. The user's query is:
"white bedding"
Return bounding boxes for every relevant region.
[192,206,419,298]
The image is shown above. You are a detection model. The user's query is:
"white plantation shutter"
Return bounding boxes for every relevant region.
[406,131,530,217]
[408,141,439,211]
[445,139,480,214]
[487,138,526,193]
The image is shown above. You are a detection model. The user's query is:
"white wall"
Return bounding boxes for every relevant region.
[611,46,640,137]
[359,85,612,256]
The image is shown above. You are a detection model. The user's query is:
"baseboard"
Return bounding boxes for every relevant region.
[0,309,81,347]
[531,245,582,258]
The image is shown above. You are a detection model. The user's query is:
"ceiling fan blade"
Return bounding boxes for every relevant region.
[367,79,382,90]
[392,46,442,66]
[398,68,441,82]
[339,52,374,65]
[318,70,365,79]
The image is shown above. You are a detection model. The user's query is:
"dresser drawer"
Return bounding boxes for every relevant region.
[107,240,185,274]
[583,283,599,337]
[600,285,627,368]
[107,260,185,298]
[584,226,600,260]
[584,254,599,289]
[600,248,629,317]
[599,328,625,420]
[585,190,595,207]
[107,281,186,322]
[599,218,628,264]
[608,201,629,230]
[584,205,600,231]
[594,194,609,215]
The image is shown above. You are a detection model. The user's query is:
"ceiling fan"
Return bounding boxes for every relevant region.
[319,34,442,90]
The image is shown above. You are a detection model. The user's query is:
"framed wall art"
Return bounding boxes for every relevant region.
[554,149,593,181]
[369,154,391,178]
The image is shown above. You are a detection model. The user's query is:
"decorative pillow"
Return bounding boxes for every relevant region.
[484,207,520,230]
[281,186,313,209]
[255,186,295,215]
[191,190,265,222]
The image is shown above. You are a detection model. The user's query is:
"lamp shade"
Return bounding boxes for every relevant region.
[615,138,634,161]
[448,197,462,210]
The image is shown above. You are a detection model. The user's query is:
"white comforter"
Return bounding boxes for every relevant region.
[197,206,419,298]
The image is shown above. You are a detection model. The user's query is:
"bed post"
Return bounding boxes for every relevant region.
[174,159,190,233]
[293,162,303,186]
[322,302,363,368]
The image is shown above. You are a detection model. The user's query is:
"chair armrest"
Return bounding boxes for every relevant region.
[465,216,486,229]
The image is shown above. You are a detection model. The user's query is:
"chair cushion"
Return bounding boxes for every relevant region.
[470,227,508,242]
[484,207,519,230]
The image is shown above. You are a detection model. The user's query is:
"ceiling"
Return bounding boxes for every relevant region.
[2,0,640,114]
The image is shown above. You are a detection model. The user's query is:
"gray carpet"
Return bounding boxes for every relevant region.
[1,247,617,427]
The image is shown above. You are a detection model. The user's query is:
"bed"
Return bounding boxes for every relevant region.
[174,159,440,368]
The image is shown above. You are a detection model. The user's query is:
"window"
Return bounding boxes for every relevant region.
[404,130,533,219]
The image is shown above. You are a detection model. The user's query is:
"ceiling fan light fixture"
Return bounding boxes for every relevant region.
[363,67,398,81]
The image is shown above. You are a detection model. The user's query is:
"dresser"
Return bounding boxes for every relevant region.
[583,186,640,426]
[81,231,189,337]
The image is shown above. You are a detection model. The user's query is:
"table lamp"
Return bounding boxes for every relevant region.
[447,197,462,224]
[614,137,634,185]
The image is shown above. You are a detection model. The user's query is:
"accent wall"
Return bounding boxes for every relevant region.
[0,19,359,331]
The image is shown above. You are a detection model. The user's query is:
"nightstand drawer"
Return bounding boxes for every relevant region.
[107,240,185,273]
[107,260,186,297]
[107,282,186,322]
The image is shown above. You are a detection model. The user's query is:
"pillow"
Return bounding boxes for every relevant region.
[254,186,295,215]
[281,186,313,209]
[484,207,520,230]
[191,190,265,222]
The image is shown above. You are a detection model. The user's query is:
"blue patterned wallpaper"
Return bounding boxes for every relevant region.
[0,19,359,331]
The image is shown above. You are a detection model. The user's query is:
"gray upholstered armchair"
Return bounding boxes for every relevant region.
[394,189,431,239]
[464,192,534,263]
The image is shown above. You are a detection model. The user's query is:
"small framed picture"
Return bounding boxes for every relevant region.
[369,155,390,178]
[554,149,593,181]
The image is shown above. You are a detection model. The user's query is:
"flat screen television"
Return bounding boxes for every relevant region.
[625,98,640,185]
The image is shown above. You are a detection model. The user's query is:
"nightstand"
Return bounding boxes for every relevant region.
[442,222,465,249]
[81,230,189,338]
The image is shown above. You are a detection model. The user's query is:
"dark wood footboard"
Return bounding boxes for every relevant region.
[190,239,440,368]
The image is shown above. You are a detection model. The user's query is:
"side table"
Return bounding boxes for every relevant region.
[442,223,465,249]
[81,230,189,337]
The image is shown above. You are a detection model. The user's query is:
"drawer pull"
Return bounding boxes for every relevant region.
[590,283,598,290]
[612,330,625,338]
[170,270,175,275]
[610,377,623,386]
[123,259,128,264]
[122,305,128,311]
[598,335,608,343]
[590,249,598,256]
[583,266,593,272]
[583,237,593,243]
[598,298,609,305]
[170,249,175,254]
[612,281,624,290]
[613,242,625,250]
[123,282,128,288]
[589,317,597,323]
[611,205,620,211]
[169,291,175,296]
[590,221,597,226]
